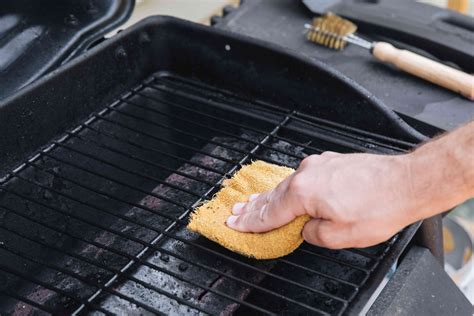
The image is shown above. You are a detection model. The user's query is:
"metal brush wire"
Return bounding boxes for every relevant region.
[304,24,373,50]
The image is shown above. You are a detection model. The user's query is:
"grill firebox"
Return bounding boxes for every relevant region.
[0,72,417,315]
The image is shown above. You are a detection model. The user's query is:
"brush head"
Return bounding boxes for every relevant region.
[306,12,357,50]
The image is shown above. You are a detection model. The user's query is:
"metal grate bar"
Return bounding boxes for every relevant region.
[0,204,132,261]
[151,76,291,116]
[136,89,277,136]
[42,150,191,210]
[149,80,361,154]
[0,223,223,315]
[59,131,345,306]
[147,81,399,154]
[23,160,358,295]
[278,258,359,287]
[0,262,109,314]
[149,77,411,154]
[0,289,56,314]
[33,145,352,304]
[0,72,413,315]
[98,106,307,167]
[27,157,359,293]
[120,96,305,160]
[0,203,211,313]
[78,124,223,179]
[0,202,317,315]
[297,249,371,273]
[135,89,276,131]
[103,105,309,165]
[135,87,323,155]
[76,111,344,314]
[96,113,239,165]
[103,106,251,160]
[151,76,414,149]
[138,86,336,155]
[1,240,117,316]
[144,84,327,154]
[45,123,354,302]
[98,103,315,167]
[24,161,188,225]
[0,223,273,316]
[290,112,408,152]
[0,190,211,315]
[2,103,360,316]
[292,111,415,148]
[348,248,382,259]
[55,136,202,198]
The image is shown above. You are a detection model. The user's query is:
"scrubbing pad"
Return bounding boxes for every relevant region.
[188,161,310,259]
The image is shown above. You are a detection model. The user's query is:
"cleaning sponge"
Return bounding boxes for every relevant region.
[188,160,310,259]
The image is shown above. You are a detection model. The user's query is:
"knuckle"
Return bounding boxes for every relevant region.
[258,205,268,223]
[247,199,258,212]
[331,209,352,224]
[300,155,319,167]
[321,151,338,158]
[288,174,307,196]
[315,231,335,248]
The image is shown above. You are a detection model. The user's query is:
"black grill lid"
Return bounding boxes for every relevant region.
[0,0,134,101]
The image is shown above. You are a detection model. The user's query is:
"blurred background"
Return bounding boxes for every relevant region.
[117,0,472,29]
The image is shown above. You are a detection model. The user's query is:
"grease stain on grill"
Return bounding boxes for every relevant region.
[159,253,170,263]
[178,262,188,272]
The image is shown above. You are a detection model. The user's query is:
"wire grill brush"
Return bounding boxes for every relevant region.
[305,13,474,100]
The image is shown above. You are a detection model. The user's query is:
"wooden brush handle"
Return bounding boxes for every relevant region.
[372,42,474,100]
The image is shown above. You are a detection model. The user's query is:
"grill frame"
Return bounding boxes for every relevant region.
[0,16,425,315]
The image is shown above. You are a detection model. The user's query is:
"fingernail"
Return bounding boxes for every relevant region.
[226,215,239,227]
[249,193,260,201]
[232,202,246,215]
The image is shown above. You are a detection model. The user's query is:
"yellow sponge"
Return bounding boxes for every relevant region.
[187,161,310,259]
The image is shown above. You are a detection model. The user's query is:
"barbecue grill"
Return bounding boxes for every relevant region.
[0,10,471,316]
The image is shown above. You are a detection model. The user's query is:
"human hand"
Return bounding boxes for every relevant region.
[226,152,420,249]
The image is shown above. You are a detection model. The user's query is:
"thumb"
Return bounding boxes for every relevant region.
[302,219,345,249]
[226,174,303,233]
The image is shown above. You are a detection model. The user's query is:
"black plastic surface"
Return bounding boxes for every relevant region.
[0,0,134,101]
[0,16,424,315]
[368,246,471,315]
[214,0,474,130]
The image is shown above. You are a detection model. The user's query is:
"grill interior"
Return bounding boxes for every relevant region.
[0,72,416,315]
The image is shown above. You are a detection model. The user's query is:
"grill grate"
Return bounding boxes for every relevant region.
[0,73,414,315]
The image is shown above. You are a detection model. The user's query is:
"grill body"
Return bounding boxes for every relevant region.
[0,17,423,315]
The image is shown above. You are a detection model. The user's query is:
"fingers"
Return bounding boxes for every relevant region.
[249,193,260,201]
[231,190,271,215]
[227,176,300,233]
[302,219,334,247]
[302,219,355,249]
[226,153,332,233]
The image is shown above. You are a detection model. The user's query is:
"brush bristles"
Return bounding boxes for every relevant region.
[306,12,357,50]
